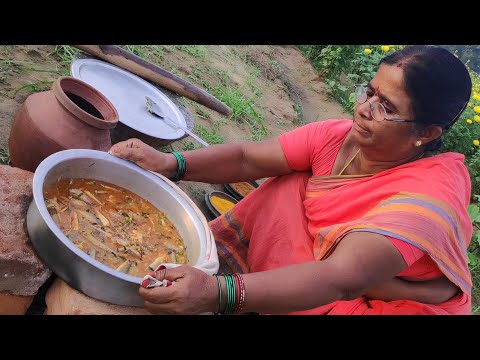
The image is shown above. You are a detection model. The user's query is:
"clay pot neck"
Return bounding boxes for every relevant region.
[52,76,118,130]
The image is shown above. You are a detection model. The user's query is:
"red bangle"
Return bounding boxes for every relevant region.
[233,273,246,314]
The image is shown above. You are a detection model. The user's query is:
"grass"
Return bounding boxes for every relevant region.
[187,62,268,141]
[123,45,166,64]
[0,147,10,165]
[182,124,224,150]
[166,45,207,58]
[6,80,53,98]
[52,45,78,63]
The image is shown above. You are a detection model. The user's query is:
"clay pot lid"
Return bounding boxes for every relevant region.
[53,76,119,130]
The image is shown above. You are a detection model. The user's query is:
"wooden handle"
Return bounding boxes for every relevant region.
[72,45,232,117]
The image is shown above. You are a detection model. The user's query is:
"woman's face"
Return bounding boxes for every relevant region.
[352,63,419,160]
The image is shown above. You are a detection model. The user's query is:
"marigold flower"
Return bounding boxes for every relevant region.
[474,139,480,147]
[467,119,473,124]
[381,46,390,52]
[364,48,372,54]
[475,115,480,122]
[474,106,480,113]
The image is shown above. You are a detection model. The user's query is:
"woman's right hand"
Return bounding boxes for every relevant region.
[109,138,172,175]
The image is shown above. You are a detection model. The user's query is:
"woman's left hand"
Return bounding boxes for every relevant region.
[139,265,218,315]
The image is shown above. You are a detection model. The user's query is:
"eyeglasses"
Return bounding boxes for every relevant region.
[354,84,416,123]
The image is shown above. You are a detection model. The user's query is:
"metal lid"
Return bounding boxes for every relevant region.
[70,58,186,140]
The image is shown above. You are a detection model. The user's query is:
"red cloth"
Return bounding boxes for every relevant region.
[210,119,472,314]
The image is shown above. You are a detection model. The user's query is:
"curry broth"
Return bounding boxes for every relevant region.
[43,178,188,277]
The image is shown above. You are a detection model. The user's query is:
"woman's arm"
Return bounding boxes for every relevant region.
[139,232,411,314]
[109,138,293,184]
[365,276,459,304]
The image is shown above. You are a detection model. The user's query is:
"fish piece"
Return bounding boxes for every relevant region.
[71,210,79,231]
[116,260,131,273]
[163,242,184,253]
[126,247,142,259]
[84,190,103,205]
[68,198,89,208]
[69,189,83,197]
[77,209,100,224]
[128,262,138,276]
[100,184,122,192]
[148,254,169,271]
[84,233,118,256]
[87,248,96,259]
[93,208,110,227]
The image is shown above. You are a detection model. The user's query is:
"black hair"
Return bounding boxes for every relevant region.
[380,45,472,152]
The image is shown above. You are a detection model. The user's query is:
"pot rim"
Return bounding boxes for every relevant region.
[52,76,119,130]
[31,149,207,285]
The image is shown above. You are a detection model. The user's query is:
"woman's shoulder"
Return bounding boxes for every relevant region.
[308,118,353,132]
[385,151,471,206]
[298,118,353,141]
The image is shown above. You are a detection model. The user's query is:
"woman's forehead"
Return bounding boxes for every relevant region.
[371,64,411,110]
[371,64,407,96]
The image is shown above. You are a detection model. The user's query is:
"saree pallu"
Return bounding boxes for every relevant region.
[209,152,473,314]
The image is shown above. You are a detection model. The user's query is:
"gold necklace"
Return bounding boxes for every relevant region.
[338,148,360,176]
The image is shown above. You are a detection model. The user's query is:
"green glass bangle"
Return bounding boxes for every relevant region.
[170,152,186,182]
[215,275,223,314]
[224,275,232,314]
[226,274,233,314]
[226,274,236,315]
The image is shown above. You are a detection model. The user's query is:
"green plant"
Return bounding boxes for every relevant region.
[52,45,78,63]
[166,45,207,58]
[193,125,224,145]
[467,201,480,313]
[6,80,52,98]
[0,147,10,165]
[123,45,165,64]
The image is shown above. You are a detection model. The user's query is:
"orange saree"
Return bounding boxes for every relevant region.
[209,120,473,314]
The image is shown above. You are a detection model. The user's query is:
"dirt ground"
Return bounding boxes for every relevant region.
[0,45,350,221]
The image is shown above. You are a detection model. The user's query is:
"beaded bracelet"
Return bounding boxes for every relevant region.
[169,151,187,182]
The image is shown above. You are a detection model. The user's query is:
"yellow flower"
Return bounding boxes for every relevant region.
[467,119,473,124]
[475,115,480,122]
[468,102,472,107]
[474,106,480,113]
[474,140,480,147]
[474,94,480,101]
[381,46,390,52]
[364,48,372,54]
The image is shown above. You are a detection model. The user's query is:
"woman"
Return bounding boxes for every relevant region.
[109,45,473,315]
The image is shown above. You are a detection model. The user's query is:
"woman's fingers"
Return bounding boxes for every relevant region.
[149,265,187,282]
[109,139,139,158]
[139,284,176,304]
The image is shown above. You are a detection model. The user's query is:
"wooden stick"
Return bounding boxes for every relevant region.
[72,45,232,117]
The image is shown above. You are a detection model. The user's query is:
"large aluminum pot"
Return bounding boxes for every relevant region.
[27,149,209,307]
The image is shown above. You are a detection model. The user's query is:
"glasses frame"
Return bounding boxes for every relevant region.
[353,84,416,123]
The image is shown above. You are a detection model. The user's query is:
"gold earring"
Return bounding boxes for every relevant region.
[415,140,422,147]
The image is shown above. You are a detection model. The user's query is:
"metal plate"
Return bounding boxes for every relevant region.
[224,181,259,201]
[71,58,186,140]
[204,191,238,218]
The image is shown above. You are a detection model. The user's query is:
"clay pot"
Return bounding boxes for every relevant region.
[8,76,119,172]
